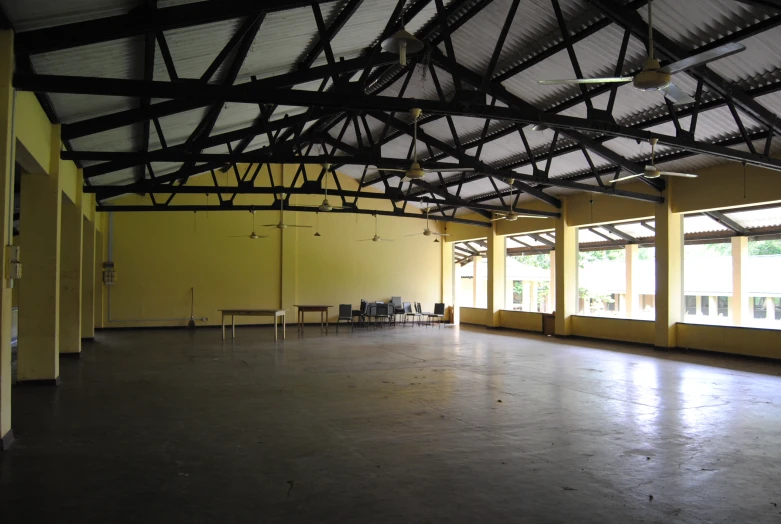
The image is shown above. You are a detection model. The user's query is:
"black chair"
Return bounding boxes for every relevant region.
[353,299,367,326]
[336,304,353,332]
[429,303,445,328]
[402,302,415,326]
[375,303,391,328]
[412,302,424,326]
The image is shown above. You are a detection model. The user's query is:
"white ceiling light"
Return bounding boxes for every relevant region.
[381,28,423,66]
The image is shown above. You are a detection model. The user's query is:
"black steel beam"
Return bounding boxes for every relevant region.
[59,54,399,140]
[19,73,781,173]
[300,0,365,69]
[704,210,751,235]
[589,0,781,136]
[16,0,336,55]
[600,224,637,243]
[94,202,492,227]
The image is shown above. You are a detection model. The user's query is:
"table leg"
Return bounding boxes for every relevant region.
[274,315,278,341]
[222,313,225,340]
[325,311,329,334]
[321,311,324,332]
[232,315,235,338]
[283,313,286,340]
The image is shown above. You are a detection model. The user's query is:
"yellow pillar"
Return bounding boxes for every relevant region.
[731,236,747,326]
[0,30,16,447]
[548,251,555,313]
[654,190,683,348]
[59,193,83,354]
[453,260,461,325]
[625,244,638,319]
[442,240,454,323]
[18,126,63,383]
[472,255,482,308]
[279,165,297,318]
[486,229,504,327]
[81,217,95,339]
[555,200,577,335]
[94,230,104,329]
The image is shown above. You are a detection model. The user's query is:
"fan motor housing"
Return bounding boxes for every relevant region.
[633,59,670,91]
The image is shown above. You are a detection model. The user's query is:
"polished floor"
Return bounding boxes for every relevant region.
[2,324,781,523]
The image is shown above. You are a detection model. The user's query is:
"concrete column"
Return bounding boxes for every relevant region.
[0,30,16,448]
[486,230,504,327]
[731,236,747,326]
[59,194,83,354]
[654,190,683,349]
[279,165,297,317]
[709,296,718,318]
[530,281,538,313]
[555,201,577,335]
[453,259,461,325]
[18,126,63,384]
[81,218,95,339]
[695,295,702,317]
[442,240,454,323]
[472,255,482,308]
[625,244,638,319]
[548,252,555,313]
[94,230,104,329]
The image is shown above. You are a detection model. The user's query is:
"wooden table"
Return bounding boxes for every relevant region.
[294,305,332,333]
[219,309,286,341]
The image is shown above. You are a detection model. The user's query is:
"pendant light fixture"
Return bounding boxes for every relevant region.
[381,3,423,66]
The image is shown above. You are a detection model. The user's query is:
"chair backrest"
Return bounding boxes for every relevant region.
[403,302,412,314]
[391,296,402,308]
[434,303,445,315]
[339,304,352,318]
[415,302,422,314]
[365,302,375,315]
[359,299,367,312]
[377,304,388,316]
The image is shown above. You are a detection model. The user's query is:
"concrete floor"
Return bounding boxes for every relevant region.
[1,325,781,523]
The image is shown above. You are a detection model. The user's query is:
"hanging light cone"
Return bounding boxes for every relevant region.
[381,28,424,66]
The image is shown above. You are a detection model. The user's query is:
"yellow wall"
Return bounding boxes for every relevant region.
[671,163,781,213]
[444,213,489,242]
[15,91,51,174]
[460,307,487,325]
[676,323,781,359]
[566,184,656,227]
[571,316,655,345]
[103,166,443,326]
[499,310,543,332]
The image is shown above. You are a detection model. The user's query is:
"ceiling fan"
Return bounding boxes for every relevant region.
[492,179,551,222]
[372,108,474,179]
[263,193,313,229]
[231,210,268,240]
[318,164,347,212]
[405,207,451,238]
[610,138,697,184]
[358,214,393,242]
[538,0,745,105]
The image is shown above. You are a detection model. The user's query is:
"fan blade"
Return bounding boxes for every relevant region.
[286,225,313,228]
[357,239,373,242]
[491,217,507,222]
[431,232,451,236]
[263,224,279,227]
[230,235,248,238]
[372,167,407,172]
[663,83,695,106]
[608,173,646,184]
[517,214,552,219]
[538,77,631,85]
[660,42,745,75]
[405,233,424,237]
[424,167,475,172]
[378,239,394,242]
[660,171,698,178]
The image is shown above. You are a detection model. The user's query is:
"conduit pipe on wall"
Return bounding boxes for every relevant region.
[106,212,208,324]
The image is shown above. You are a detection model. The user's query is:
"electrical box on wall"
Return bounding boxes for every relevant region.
[103,261,116,286]
[6,244,21,285]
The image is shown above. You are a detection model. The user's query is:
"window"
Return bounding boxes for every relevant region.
[578,248,625,317]
[747,239,781,328]
[455,240,488,308]
[683,243,732,326]
[505,252,552,312]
